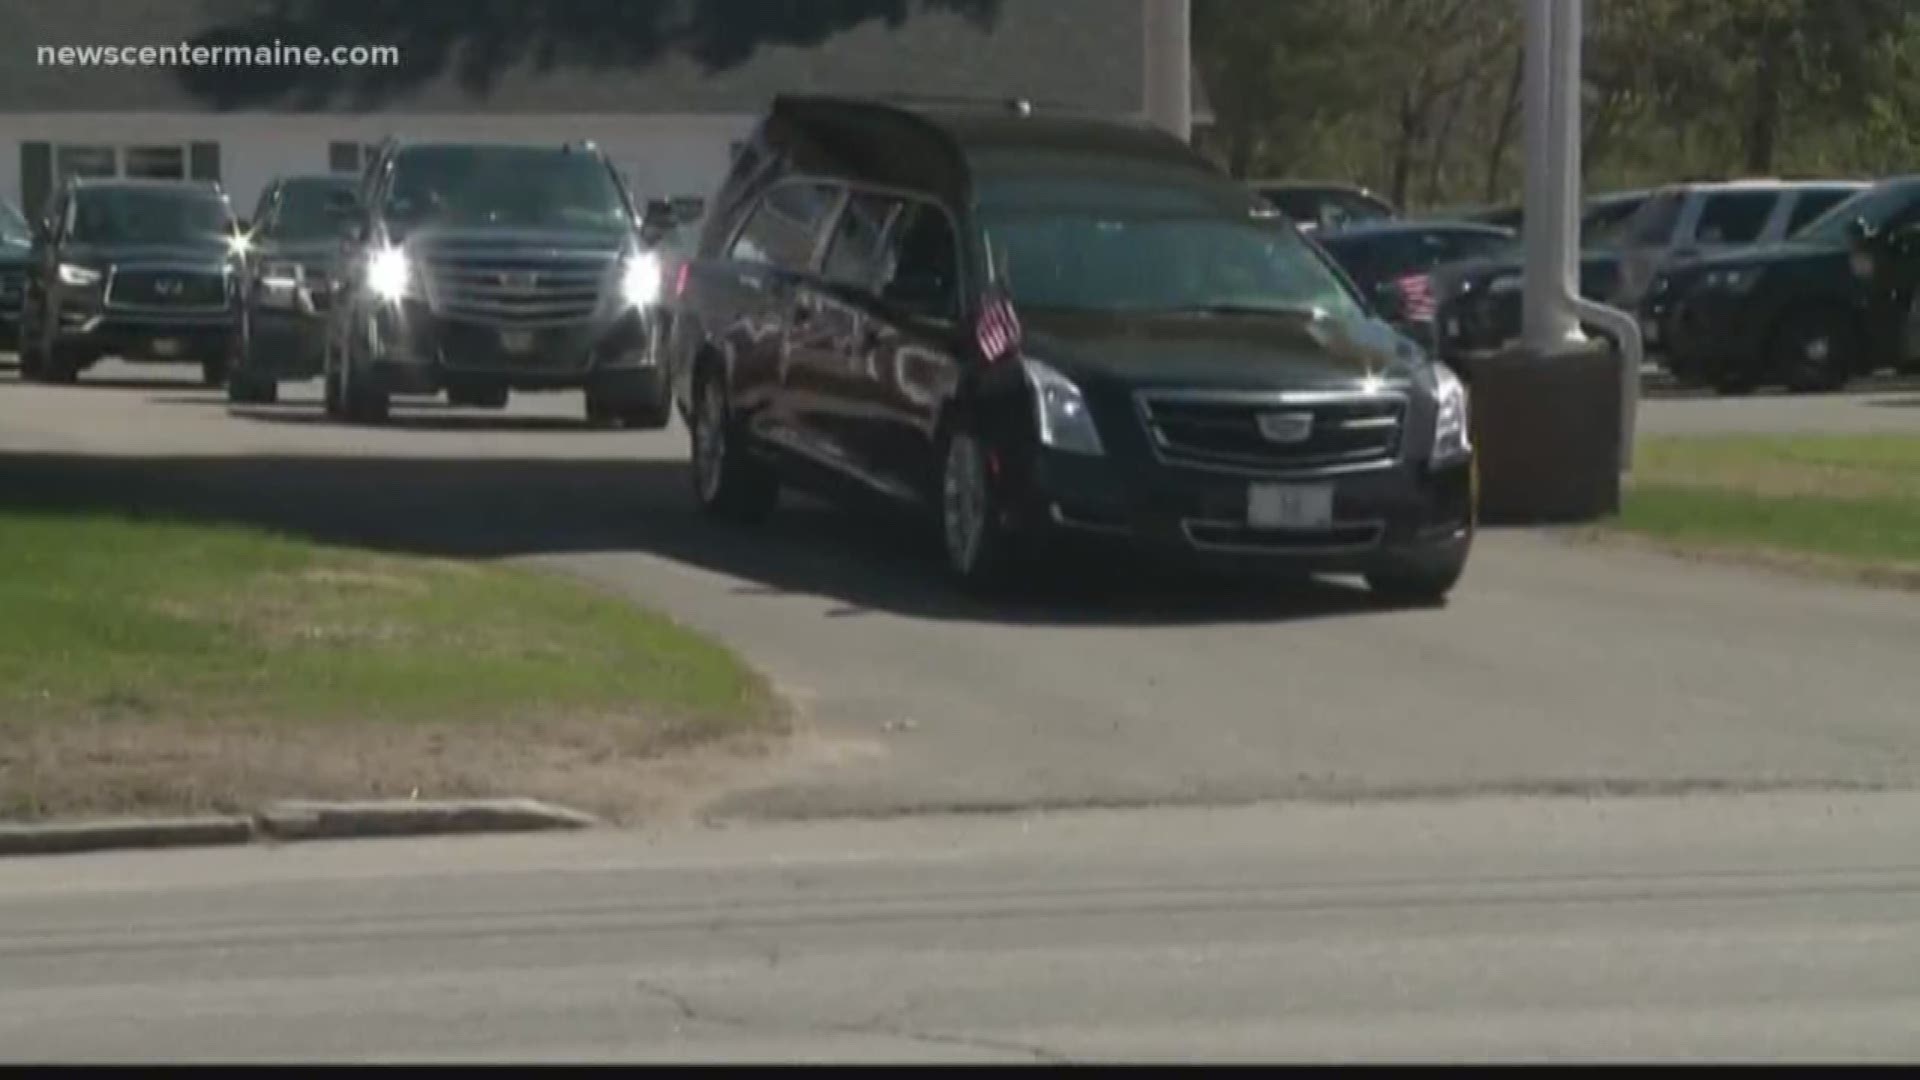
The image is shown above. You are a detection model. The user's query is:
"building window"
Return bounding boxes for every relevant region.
[55,145,117,181]
[124,146,187,180]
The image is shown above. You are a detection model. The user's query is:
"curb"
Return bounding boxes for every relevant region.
[0,799,598,859]
[0,815,255,857]
[255,798,600,842]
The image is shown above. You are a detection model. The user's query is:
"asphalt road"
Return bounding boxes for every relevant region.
[2,363,1918,818]
[3,793,1919,1061]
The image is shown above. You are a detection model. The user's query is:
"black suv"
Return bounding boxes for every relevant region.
[15,179,242,385]
[668,97,1475,600]
[224,174,358,404]
[1649,177,1920,394]
[321,140,675,425]
[1,199,29,343]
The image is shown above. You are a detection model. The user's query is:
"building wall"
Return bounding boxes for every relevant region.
[0,112,753,217]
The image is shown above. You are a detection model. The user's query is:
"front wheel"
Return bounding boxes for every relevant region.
[1774,308,1854,394]
[689,369,777,522]
[939,425,1017,591]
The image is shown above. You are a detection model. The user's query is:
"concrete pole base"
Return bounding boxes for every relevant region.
[1468,341,1624,525]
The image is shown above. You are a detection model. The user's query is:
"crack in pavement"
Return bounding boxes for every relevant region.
[633,975,1065,1062]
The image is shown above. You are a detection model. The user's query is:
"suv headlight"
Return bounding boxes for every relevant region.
[1431,362,1471,466]
[1021,357,1103,456]
[622,252,662,308]
[58,263,103,287]
[367,246,410,301]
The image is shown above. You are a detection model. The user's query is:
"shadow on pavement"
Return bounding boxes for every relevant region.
[0,449,1395,628]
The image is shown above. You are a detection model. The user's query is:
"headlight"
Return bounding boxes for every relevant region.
[1021,357,1104,456]
[1431,362,1471,466]
[1705,267,1761,294]
[622,252,662,308]
[366,246,410,301]
[57,263,102,287]
[227,233,253,257]
[1487,274,1521,296]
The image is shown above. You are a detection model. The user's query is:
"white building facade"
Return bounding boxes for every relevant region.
[3,0,1207,221]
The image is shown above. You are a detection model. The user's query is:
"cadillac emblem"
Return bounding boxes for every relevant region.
[1256,411,1314,445]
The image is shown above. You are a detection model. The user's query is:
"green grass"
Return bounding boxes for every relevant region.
[1613,436,1920,575]
[0,511,777,820]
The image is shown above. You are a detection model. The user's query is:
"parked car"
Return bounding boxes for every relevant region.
[1459,189,1653,241]
[1252,181,1397,233]
[1609,179,1867,308]
[1432,249,1626,375]
[667,96,1476,601]
[321,140,677,426]
[224,174,358,404]
[15,178,243,385]
[0,198,28,345]
[1650,176,1920,394]
[1314,221,1514,348]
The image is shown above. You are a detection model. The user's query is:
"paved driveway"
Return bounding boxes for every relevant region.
[2,363,1917,818]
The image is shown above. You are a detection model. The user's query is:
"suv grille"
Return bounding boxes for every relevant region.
[419,238,620,327]
[106,266,228,311]
[1136,389,1407,474]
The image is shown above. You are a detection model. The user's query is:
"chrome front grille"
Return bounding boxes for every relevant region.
[419,239,619,327]
[105,265,229,312]
[1135,388,1408,476]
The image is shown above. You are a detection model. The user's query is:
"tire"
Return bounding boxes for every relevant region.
[623,398,673,431]
[1774,307,1854,394]
[323,363,346,419]
[226,371,278,405]
[41,341,80,385]
[339,337,389,425]
[201,355,230,388]
[1709,363,1759,397]
[938,422,1018,592]
[1366,553,1467,607]
[16,314,45,382]
[584,393,620,428]
[688,367,777,523]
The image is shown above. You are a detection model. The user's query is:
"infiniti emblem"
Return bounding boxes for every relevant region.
[1256,411,1314,445]
[154,277,184,297]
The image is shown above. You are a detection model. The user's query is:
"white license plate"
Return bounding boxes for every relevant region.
[1248,483,1334,531]
[499,330,536,354]
[150,337,183,358]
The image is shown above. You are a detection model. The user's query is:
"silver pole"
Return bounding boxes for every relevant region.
[1143,0,1192,142]
[1521,0,1583,351]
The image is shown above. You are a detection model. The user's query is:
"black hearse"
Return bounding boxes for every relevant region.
[667,97,1477,602]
